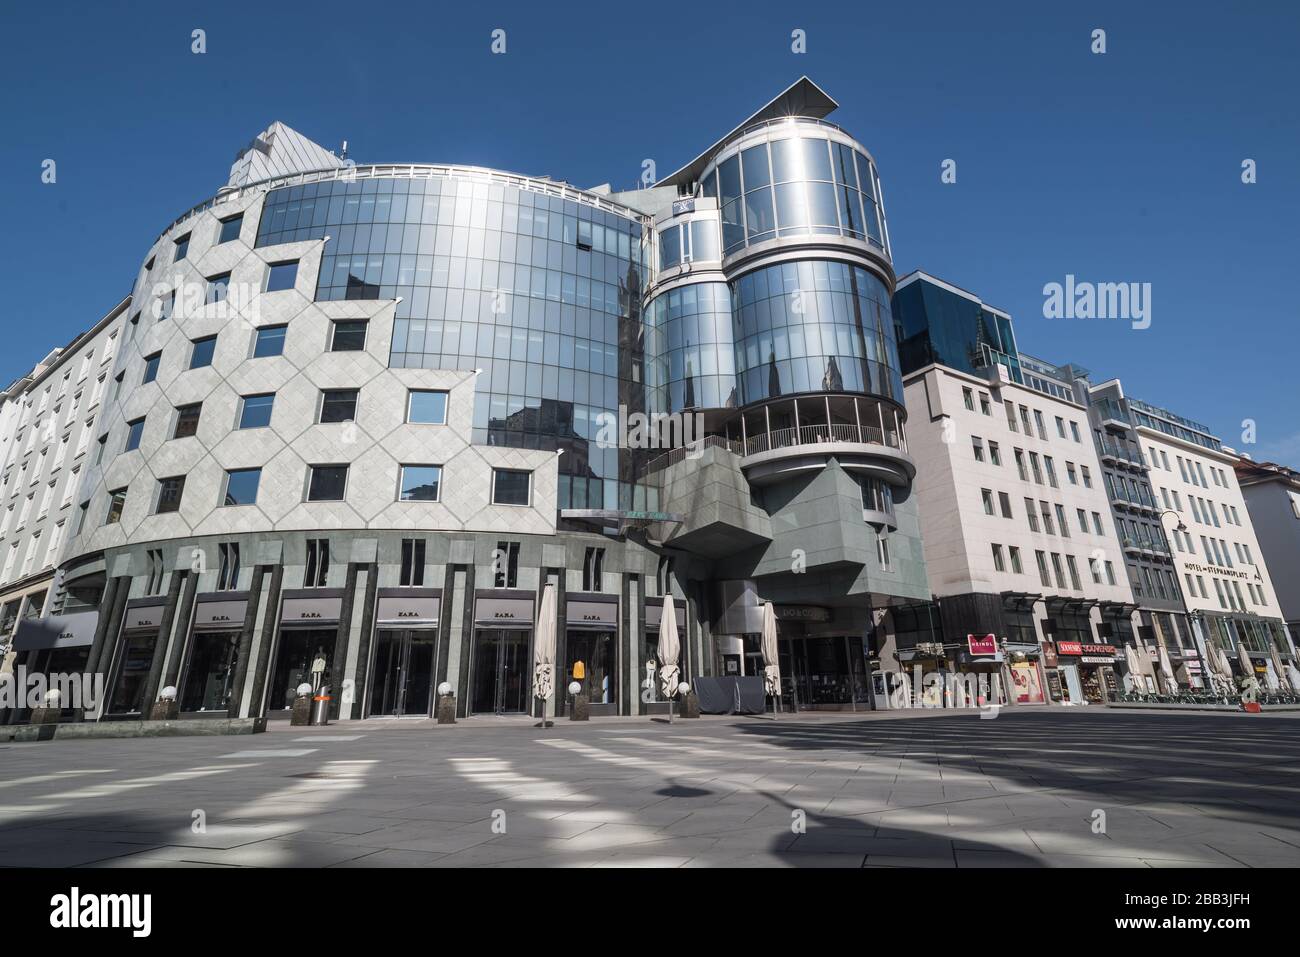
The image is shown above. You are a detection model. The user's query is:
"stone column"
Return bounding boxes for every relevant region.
[227,565,267,718]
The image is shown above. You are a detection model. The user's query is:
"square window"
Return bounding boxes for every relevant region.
[173,403,201,439]
[307,465,349,502]
[492,468,531,506]
[105,488,127,525]
[238,393,274,429]
[266,260,298,292]
[125,418,145,452]
[218,213,243,245]
[174,233,190,262]
[190,335,217,369]
[331,320,367,352]
[407,390,448,424]
[155,476,185,514]
[253,324,286,358]
[205,273,231,305]
[399,465,442,502]
[319,389,358,424]
[223,468,261,506]
[142,352,161,384]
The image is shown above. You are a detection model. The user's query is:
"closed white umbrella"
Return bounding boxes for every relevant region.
[1267,647,1285,692]
[1287,663,1300,695]
[1124,645,1144,691]
[761,602,781,699]
[533,583,557,727]
[1216,646,1237,693]
[1157,642,1179,694]
[658,594,681,714]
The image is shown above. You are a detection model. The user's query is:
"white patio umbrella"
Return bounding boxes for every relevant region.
[1216,646,1237,693]
[1124,645,1145,690]
[658,594,681,718]
[533,583,557,727]
[1157,642,1179,694]
[1266,647,1284,691]
[1238,647,1253,689]
[1287,662,1300,695]
[761,601,781,715]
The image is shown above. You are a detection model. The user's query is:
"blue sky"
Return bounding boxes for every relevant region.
[2,1,1296,460]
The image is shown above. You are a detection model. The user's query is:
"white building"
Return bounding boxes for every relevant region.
[1133,399,1293,686]
[0,298,129,661]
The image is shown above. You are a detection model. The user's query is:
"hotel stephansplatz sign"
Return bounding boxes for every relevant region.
[1183,560,1260,581]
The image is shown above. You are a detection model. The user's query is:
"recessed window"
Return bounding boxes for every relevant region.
[190,335,217,369]
[238,393,274,429]
[307,465,349,502]
[223,468,261,506]
[174,233,190,262]
[319,389,358,423]
[399,465,442,502]
[217,213,243,245]
[205,273,231,305]
[155,476,186,514]
[124,418,146,452]
[330,320,367,352]
[105,488,127,525]
[173,403,201,439]
[266,260,298,292]
[253,324,287,358]
[142,352,161,384]
[407,389,448,425]
[492,469,531,506]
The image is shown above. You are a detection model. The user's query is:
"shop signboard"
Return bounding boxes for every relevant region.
[1041,641,1059,668]
[967,634,997,656]
[1056,641,1083,656]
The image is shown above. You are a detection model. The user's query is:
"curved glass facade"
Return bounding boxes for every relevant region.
[732,260,902,406]
[255,176,654,512]
[646,282,735,412]
[701,127,886,257]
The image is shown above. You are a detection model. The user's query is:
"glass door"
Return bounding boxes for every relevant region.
[472,629,531,714]
[369,629,436,717]
[267,629,334,712]
[180,630,241,712]
[107,632,157,715]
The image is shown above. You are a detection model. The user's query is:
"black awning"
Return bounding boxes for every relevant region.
[1098,601,1138,618]
[12,612,99,652]
[1001,592,1041,612]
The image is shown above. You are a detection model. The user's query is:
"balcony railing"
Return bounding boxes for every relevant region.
[742,422,901,457]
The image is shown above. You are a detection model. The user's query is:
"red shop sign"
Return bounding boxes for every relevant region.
[967,634,997,655]
[1056,641,1083,656]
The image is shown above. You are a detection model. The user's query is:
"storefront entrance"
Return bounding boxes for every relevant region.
[779,635,868,710]
[472,629,530,714]
[106,632,156,715]
[369,629,436,717]
[267,628,334,712]
[180,630,240,713]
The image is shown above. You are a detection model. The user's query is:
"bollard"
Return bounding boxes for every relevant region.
[310,685,332,726]
[436,692,456,724]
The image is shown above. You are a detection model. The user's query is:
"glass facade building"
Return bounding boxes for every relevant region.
[256,177,650,513]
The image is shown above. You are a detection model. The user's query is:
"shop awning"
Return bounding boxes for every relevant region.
[1097,601,1138,618]
[1001,592,1041,613]
[1045,597,1096,616]
[12,612,99,651]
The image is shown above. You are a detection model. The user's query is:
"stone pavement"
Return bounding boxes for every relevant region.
[1,707,1298,868]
